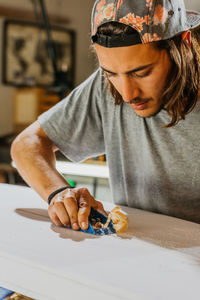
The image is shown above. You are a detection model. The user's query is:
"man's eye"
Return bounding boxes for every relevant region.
[134,69,152,78]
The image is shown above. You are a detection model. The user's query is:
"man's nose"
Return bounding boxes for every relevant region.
[120,76,140,103]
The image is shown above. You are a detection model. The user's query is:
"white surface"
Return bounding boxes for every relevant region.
[56,161,109,178]
[0,184,200,300]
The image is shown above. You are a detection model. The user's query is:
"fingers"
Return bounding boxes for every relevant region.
[77,188,95,230]
[47,187,106,231]
[48,205,63,227]
[77,188,107,229]
[78,196,91,230]
[53,189,79,230]
[48,190,74,228]
[63,196,79,230]
[54,201,70,227]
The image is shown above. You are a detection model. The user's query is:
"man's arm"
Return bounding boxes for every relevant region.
[11,121,106,229]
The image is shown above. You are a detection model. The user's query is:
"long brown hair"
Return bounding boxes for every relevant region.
[97,23,200,128]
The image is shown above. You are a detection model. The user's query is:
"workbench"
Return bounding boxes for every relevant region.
[11,160,109,197]
[56,160,109,197]
[0,183,200,300]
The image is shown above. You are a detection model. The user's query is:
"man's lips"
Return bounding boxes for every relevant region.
[130,100,150,111]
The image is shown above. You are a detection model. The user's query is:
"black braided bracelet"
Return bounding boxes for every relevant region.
[48,186,73,205]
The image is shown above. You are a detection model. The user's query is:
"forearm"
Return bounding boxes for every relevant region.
[11,122,107,230]
[11,123,69,202]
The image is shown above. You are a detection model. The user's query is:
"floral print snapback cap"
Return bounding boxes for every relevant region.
[91,0,200,46]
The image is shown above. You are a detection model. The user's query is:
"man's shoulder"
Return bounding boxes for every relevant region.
[71,68,110,104]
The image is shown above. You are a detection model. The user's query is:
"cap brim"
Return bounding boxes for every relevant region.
[186,10,200,29]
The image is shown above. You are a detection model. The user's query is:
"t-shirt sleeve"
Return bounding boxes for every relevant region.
[38,69,105,162]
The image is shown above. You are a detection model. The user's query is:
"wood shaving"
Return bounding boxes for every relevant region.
[5,293,33,300]
[104,206,128,233]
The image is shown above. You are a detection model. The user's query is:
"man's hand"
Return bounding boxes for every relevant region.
[48,187,107,230]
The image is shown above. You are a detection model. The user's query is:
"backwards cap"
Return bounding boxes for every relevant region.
[91,0,200,47]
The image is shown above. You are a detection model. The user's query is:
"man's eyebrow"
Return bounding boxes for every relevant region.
[101,63,155,75]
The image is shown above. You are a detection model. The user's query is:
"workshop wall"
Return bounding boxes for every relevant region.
[0,19,13,136]
[0,0,96,136]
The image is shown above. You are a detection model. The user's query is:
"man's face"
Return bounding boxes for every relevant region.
[95,43,172,118]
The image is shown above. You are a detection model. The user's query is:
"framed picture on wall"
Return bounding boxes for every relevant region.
[2,19,75,88]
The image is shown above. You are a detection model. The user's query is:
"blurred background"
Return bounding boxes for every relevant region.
[0,0,96,137]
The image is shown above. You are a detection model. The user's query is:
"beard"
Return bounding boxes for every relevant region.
[129,97,164,118]
[134,103,164,118]
[107,80,164,117]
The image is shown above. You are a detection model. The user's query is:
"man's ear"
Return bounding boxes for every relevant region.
[181,30,191,47]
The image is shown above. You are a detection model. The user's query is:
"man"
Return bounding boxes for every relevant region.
[11,0,200,230]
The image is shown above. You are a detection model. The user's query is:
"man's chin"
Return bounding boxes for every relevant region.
[133,106,163,118]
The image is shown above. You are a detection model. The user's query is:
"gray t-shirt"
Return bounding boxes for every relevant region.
[38,69,200,223]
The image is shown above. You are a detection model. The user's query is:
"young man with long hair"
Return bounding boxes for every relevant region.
[11,0,200,229]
